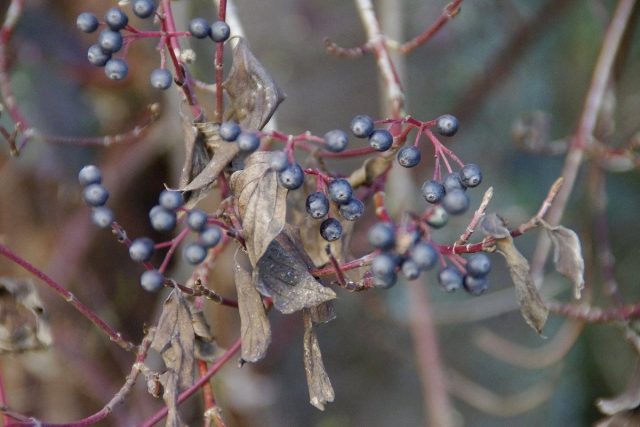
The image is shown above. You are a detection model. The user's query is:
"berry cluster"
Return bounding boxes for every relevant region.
[78,164,115,229]
[421,163,482,216]
[188,17,231,42]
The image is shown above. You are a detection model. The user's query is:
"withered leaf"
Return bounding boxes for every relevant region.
[255,227,336,314]
[0,277,52,354]
[596,363,640,416]
[303,310,334,410]
[190,306,220,363]
[223,37,285,130]
[347,155,393,188]
[235,260,271,362]
[308,301,337,325]
[158,370,186,427]
[230,151,288,265]
[541,221,585,299]
[151,290,195,390]
[483,216,548,334]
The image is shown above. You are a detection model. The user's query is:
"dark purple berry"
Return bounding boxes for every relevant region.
[183,242,207,264]
[200,226,222,248]
[373,271,397,289]
[460,164,482,188]
[371,252,398,277]
[269,151,288,172]
[236,132,260,152]
[78,165,102,186]
[464,275,488,296]
[466,253,491,278]
[436,114,459,137]
[278,163,304,190]
[441,189,470,215]
[189,17,210,39]
[187,209,208,232]
[91,206,114,229]
[320,218,342,241]
[98,29,123,53]
[324,129,349,152]
[87,44,111,67]
[401,259,421,280]
[105,58,128,80]
[219,121,241,142]
[421,180,445,204]
[105,8,128,31]
[443,172,465,192]
[425,206,449,229]
[140,270,164,292]
[369,129,393,151]
[210,20,231,42]
[83,183,109,207]
[132,0,156,19]
[149,205,176,232]
[77,12,99,33]
[350,115,374,138]
[438,266,463,292]
[327,179,353,204]
[368,222,396,250]
[150,68,172,90]
[339,198,364,221]
[306,192,329,219]
[410,242,438,270]
[397,146,421,168]
[129,237,155,262]
[158,190,183,211]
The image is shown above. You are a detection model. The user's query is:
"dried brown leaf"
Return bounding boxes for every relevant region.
[223,37,285,130]
[190,306,220,363]
[158,370,186,427]
[255,227,336,314]
[0,277,52,354]
[308,301,337,325]
[303,310,334,410]
[597,364,640,416]
[230,151,288,265]
[235,260,271,362]
[347,155,393,188]
[483,215,548,334]
[541,222,585,299]
[151,290,195,390]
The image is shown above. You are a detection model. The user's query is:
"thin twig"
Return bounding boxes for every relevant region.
[455,186,493,246]
[397,0,463,54]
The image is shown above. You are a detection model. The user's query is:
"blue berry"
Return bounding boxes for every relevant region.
[371,252,398,277]
[91,206,114,229]
[269,151,288,172]
[441,189,469,215]
[373,271,397,289]
[397,146,421,168]
[158,190,183,211]
[306,192,329,219]
[369,129,393,151]
[324,129,349,152]
[140,270,164,292]
[339,198,364,221]
[327,179,353,204]
[278,163,304,190]
[436,114,459,137]
[77,12,99,33]
[105,8,129,31]
[320,218,342,241]
[129,237,155,262]
[438,267,463,292]
[78,165,102,186]
[83,183,109,207]
[189,18,210,39]
[410,242,438,270]
[401,259,421,280]
[236,132,260,152]
[200,226,222,248]
[98,29,123,53]
[150,68,172,90]
[149,205,176,232]
[443,172,465,192]
[219,121,241,142]
[350,115,375,138]
[466,253,491,278]
[87,44,111,67]
[186,209,208,232]
[460,164,482,188]
[132,0,156,19]
[421,180,445,204]
[368,222,395,250]
[464,275,488,295]
[210,20,231,42]
[105,58,128,80]
[183,242,207,264]
[426,206,449,229]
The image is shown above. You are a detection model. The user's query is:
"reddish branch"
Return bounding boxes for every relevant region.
[214,0,228,123]
[398,0,463,54]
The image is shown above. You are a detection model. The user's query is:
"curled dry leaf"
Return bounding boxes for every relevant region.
[255,227,336,314]
[151,289,195,391]
[190,305,220,363]
[541,220,585,299]
[223,37,285,130]
[0,277,53,354]
[158,370,186,427]
[230,151,288,265]
[347,154,393,189]
[303,310,334,410]
[483,214,548,334]
[235,258,271,363]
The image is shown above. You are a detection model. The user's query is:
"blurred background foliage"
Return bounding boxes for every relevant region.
[0,0,639,426]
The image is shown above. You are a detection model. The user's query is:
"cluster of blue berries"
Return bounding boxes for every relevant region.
[219,121,261,152]
[438,253,491,295]
[421,163,482,216]
[188,17,231,42]
[78,165,115,229]
[349,115,394,152]
[310,178,364,242]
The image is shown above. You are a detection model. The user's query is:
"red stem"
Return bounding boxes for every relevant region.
[214,0,228,123]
